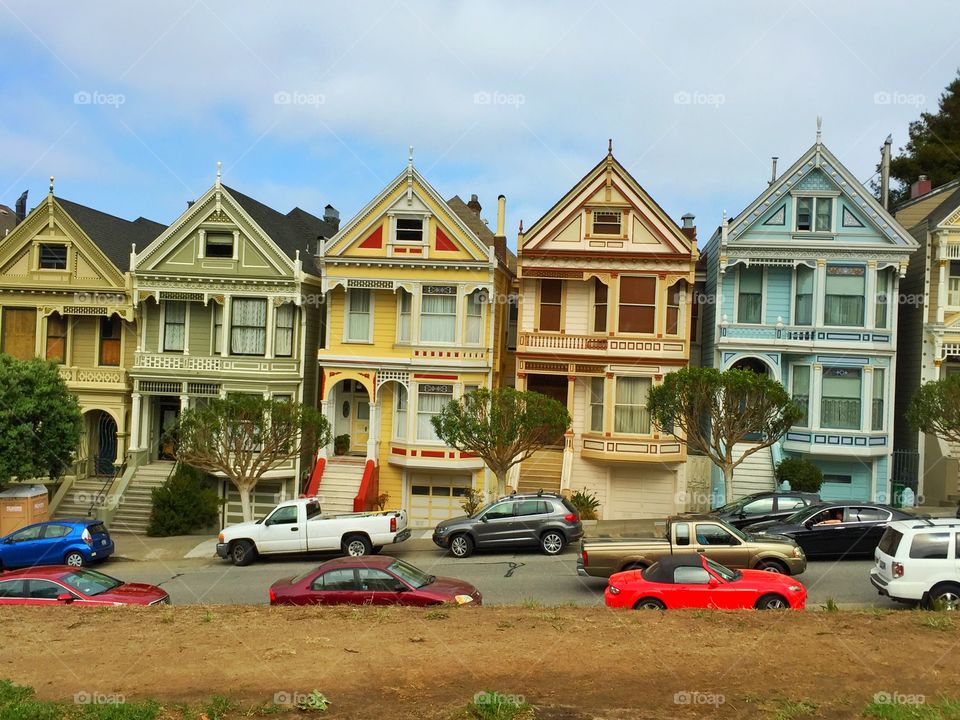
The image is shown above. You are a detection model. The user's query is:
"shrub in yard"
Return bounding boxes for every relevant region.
[570,488,600,520]
[775,458,823,493]
[460,488,486,516]
[147,464,221,537]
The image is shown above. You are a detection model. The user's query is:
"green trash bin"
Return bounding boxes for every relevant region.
[890,482,906,509]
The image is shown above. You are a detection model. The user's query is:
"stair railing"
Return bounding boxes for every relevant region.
[87,461,127,517]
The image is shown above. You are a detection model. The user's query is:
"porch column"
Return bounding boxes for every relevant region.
[366,402,380,461]
[182,304,191,356]
[180,393,189,413]
[130,392,142,451]
[516,372,526,392]
[321,398,336,451]
[937,257,947,324]
[865,261,877,328]
[139,395,151,449]
[265,299,276,358]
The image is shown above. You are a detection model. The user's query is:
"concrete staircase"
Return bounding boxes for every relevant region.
[108,462,175,534]
[517,448,563,494]
[317,456,365,515]
[52,477,112,520]
[730,443,776,499]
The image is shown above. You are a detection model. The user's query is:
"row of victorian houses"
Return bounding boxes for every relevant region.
[1,130,957,533]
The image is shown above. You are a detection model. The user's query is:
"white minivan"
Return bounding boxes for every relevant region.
[870,518,960,610]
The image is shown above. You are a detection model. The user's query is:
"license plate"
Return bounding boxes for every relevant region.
[101,539,108,546]
[877,560,886,570]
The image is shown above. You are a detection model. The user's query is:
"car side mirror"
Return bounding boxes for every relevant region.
[57,593,74,604]
[707,578,719,588]
[479,516,488,523]
[393,584,408,593]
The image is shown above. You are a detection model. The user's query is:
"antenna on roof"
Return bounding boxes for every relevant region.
[816,116,822,145]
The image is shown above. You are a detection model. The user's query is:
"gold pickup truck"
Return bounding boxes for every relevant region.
[577,515,806,578]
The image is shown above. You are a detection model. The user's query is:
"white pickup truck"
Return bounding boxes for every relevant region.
[216,498,411,566]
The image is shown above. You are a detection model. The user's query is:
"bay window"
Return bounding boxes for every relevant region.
[821,367,861,430]
[791,365,810,427]
[346,289,371,342]
[618,277,656,334]
[465,290,483,344]
[274,303,294,357]
[794,266,813,325]
[737,267,763,324]
[824,265,865,327]
[416,384,453,441]
[230,298,267,356]
[420,286,456,343]
[590,377,604,432]
[614,377,651,434]
[163,301,186,352]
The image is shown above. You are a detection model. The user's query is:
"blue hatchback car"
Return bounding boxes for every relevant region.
[0,520,114,570]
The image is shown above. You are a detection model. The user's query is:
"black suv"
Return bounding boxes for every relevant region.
[699,491,821,529]
[432,492,583,558]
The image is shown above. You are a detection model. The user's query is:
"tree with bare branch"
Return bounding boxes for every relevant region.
[648,367,802,504]
[431,387,571,496]
[907,374,960,445]
[172,395,331,522]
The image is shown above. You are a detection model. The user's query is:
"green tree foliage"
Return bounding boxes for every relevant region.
[888,70,960,205]
[0,355,82,486]
[147,464,221,536]
[906,374,960,444]
[647,367,802,504]
[431,387,571,494]
[173,395,331,522]
[775,457,823,494]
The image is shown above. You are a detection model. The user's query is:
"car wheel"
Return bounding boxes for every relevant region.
[755,593,789,610]
[755,560,788,574]
[540,531,566,556]
[230,540,257,566]
[633,598,666,610]
[371,545,383,555]
[449,534,474,559]
[342,535,373,557]
[927,583,960,611]
[64,551,86,568]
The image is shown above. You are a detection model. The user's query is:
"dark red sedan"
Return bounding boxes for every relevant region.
[0,566,170,606]
[269,556,482,606]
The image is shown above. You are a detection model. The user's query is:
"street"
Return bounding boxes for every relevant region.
[108,538,899,609]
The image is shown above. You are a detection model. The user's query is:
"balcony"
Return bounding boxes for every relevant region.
[133,352,300,376]
[517,332,686,357]
[718,323,892,348]
[580,433,685,462]
[57,366,129,389]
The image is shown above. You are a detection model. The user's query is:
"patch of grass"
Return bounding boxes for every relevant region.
[519,598,541,609]
[248,703,287,716]
[864,697,960,719]
[821,598,840,613]
[77,702,162,720]
[425,608,449,621]
[771,698,818,720]
[200,695,234,720]
[159,610,175,624]
[917,613,954,631]
[200,608,216,624]
[295,691,330,712]
[538,611,564,632]
[466,691,535,720]
[0,680,61,720]
[496,621,513,630]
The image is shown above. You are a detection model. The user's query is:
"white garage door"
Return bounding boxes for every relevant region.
[408,474,473,527]
[222,481,283,527]
[608,467,678,520]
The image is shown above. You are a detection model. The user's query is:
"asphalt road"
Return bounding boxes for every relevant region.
[108,540,900,609]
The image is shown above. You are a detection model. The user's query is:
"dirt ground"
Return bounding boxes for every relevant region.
[1,605,958,719]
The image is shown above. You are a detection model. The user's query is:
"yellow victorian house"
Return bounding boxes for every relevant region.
[311,153,514,527]
[515,148,698,518]
[0,183,163,516]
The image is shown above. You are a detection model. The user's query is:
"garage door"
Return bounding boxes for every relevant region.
[408,474,473,527]
[608,467,678,520]
[222,481,284,527]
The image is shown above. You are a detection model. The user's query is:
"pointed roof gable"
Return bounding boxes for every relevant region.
[923,183,960,228]
[725,140,917,248]
[53,198,164,271]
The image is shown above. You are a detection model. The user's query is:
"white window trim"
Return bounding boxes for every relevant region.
[464,289,485,346]
[612,375,653,437]
[792,192,839,233]
[734,266,765,325]
[391,213,428,245]
[665,281,684,337]
[590,278,609,334]
[343,288,375,344]
[418,286,458,346]
[590,208,624,237]
[395,288,412,345]
[414,382,454,445]
[792,264,816,326]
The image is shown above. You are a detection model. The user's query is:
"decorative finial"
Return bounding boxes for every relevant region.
[49,176,54,194]
[608,138,613,154]
[816,116,822,144]
[408,145,414,167]
[519,219,524,233]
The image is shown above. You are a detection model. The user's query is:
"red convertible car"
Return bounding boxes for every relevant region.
[269,556,482,606]
[604,555,806,610]
[0,566,170,606]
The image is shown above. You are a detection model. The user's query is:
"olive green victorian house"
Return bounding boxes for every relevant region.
[126,169,338,527]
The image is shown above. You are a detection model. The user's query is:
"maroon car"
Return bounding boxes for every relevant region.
[269,556,482,606]
[0,566,170,606]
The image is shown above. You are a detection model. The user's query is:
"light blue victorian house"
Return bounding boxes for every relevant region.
[699,125,918,503]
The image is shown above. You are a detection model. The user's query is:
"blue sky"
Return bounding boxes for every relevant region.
[1,1,957,247]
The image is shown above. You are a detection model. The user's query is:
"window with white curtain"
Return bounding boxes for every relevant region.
[397,289,411,343]
[394,385,408,440]
[416,384,453,441]
[590,377,604,432]
[737,267,763,323]
[792,365,810,427]
[821,367,862,430]
[212,302,223,354]
[230,298,267,356]
[614,377,651,434]
[872,369,885,431]
[465,290,483,344]
[420,286,456,343]
[824,265,865,327]
[794,266,814,325]
[163,301,186,352]
[346,289,371,342]
[274,303,295,357]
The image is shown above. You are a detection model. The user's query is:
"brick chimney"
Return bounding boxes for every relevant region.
[324,204,340,232]
[493,194,507,264]
[467,194,482,214]
[911,175,933,199]
[680,212,697,242]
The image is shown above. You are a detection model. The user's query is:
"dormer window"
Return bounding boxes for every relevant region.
[205,232,234,258]
[592,210,621,235]
[395,217,424,243]
[39,244,67,270]
[796,197,832,232]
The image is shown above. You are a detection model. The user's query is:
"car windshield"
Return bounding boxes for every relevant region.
[58,569,123,596]
[726,524,749,542]
[388,559,434,589]
[704,557,740,582]
[711,499,745,514]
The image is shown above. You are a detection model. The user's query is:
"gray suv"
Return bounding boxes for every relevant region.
[432,492,584,558]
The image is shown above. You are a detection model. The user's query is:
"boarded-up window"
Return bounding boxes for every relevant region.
[539,280,562,331]
[99,315,121,367]
[618,277,656,333]
[1,308,37,360]
[45,313,67,364]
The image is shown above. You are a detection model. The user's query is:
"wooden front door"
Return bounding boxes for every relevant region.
[158,402,180,460]
[1,308,37,360]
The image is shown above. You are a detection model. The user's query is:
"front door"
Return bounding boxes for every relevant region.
[157,402,180,460]
[94,412,118,476]
[351,399,370,453]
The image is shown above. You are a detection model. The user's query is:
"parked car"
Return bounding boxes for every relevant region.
[871,518,960,609]
[604,555,806,611]
[269,556,482,606]
[0,520,113,569]
[432,491,583,558]
[578,516,806,578]
[217,498,410,566]
[744,502,913,558]
[693,491,820,529]
[0,566,169,605]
